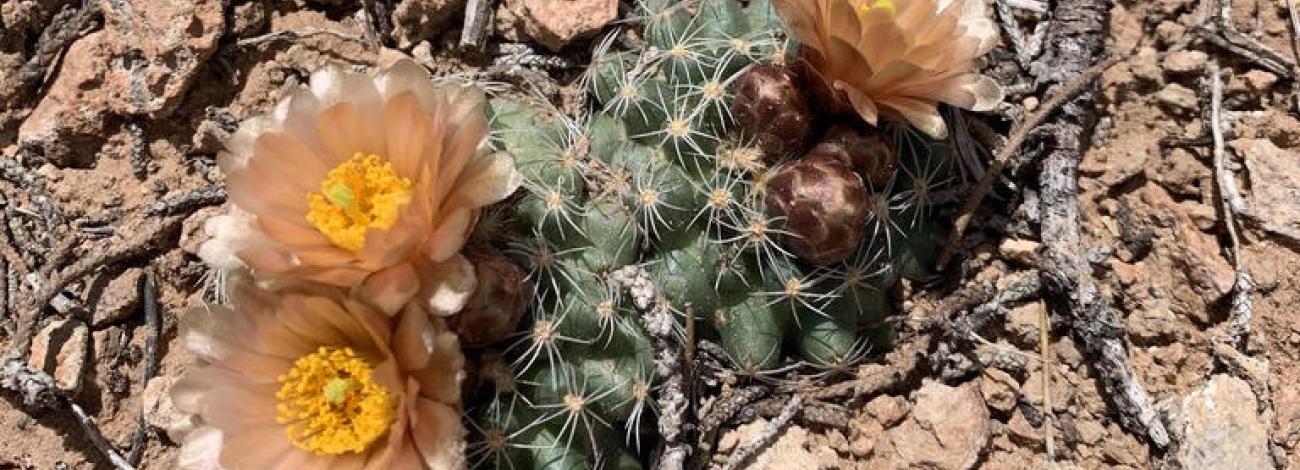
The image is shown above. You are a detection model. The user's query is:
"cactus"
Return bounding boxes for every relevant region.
[463,0,960,467]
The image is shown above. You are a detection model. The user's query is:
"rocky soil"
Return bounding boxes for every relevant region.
[2,0,1299,469]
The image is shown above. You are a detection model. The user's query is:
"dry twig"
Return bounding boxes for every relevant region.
[12,2,100,96]
[1039,297,1055,463]
[720,394,801,470]
[1033,0,1170,449]
[127,268,161,465]
[461,0,496,50]
[1207,62,1255,349]
[1286,0,1300,114]
[0,361,134,469]
[7,216,181,359]
[938,57,1120,269]
[70,401,136,470]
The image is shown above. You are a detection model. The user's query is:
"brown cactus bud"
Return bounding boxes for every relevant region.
[449,248,532,347]
[808,125,899,187]
[731,63,814,161]
[764,154,869,265]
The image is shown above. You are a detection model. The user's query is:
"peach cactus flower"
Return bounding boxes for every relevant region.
[200,59,521,315]
[171,277,466,469]
[772,0,1003,138]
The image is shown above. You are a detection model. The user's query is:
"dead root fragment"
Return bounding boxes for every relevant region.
[719,394,801,470]
[1206,62,1255,350]
[1033,0,1171,450]
[0,360,135,470]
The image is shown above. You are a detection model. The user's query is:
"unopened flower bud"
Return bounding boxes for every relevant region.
[731,63,814,161]
[808,125,898,187]
[764,154,869,265]
[449,248,532,347]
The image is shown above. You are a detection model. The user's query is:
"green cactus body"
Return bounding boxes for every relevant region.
[468,0,962,467]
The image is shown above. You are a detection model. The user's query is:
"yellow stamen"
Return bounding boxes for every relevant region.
[306,153,413,252]
[276,347,394,456]
[857,0,896,15]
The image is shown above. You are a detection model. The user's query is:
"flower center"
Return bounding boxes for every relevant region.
[856,0,896,15]
[276,347,395,456]
[306,153,413,252]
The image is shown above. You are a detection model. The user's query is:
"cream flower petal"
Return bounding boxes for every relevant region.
[356,261,421,316]
[424,208,474,263]
[415,255,478,316]
[199,211,257,271]
[375,59,439,112]
[393,304,438,371]
[174,281,466,470]
[773,0,1002,132]
[444,152,523,211]
[177,427,225,470]
[410,399,466,470]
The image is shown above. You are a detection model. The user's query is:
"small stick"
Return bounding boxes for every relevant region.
[127,268,161,465]
[1287,0,1300,114]
[7,216,181,359]
[461,0,496,51]
[69,401,136,470]
[233,30,370,49]
[720,394,801,470]
[1039,299,1055,463]
[145,186,227,217]
[13,2,100,93]
[1208,62,1255,348]
[938,57,1121,269]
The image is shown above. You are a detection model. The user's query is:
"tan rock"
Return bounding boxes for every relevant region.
[19,0,223,166]
[980,368,1019,413]
[517,0,617,51]
[27,319,89,393]
[1235,138,1300,242]
[1156,83,1198,113]
[390,0,467,49]
[1161,50,1207,75]
[864,395,909,427]
[718,419,840,469]
[997,238,1039,266]
[882,380,990,470]
[143,376,197,441]
[88,268,144,327]
[1171,375,1271,469]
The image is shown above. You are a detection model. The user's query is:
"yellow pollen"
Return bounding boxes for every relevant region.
[276,347,394,456]
[857,0,896,15]
[306,153,412,252]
